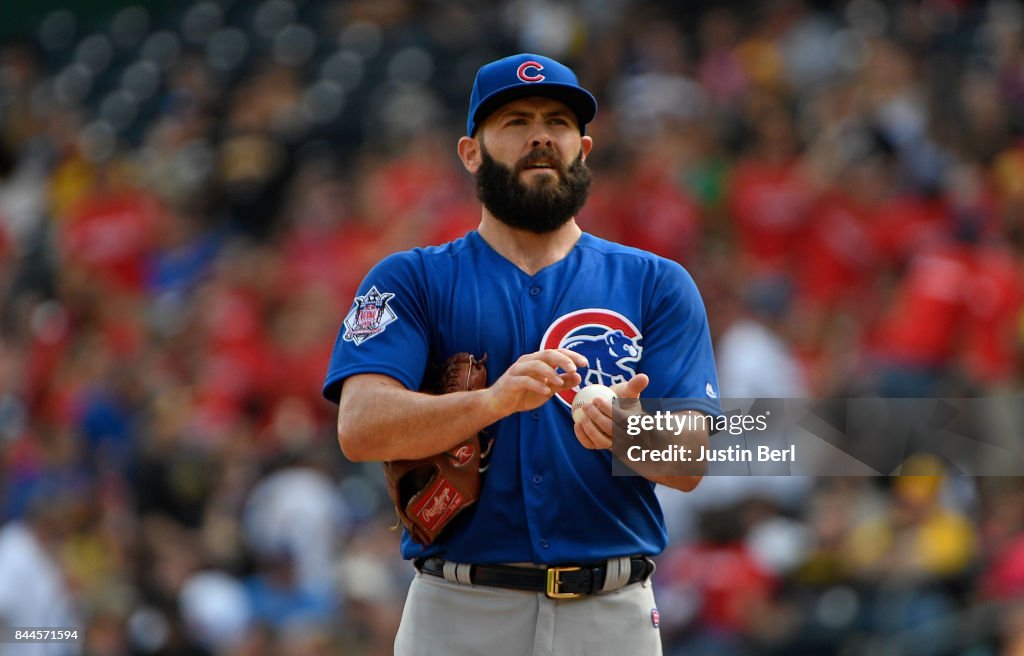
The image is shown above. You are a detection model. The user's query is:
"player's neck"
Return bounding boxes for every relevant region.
[477,214,582,276]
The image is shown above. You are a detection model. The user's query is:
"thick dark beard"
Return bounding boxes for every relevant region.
[474,144,592,234]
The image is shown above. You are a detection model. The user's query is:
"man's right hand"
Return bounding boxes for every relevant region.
[338,349,587,462]
[483,348,588,415]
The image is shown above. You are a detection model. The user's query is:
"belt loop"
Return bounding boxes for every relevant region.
[442,560,474,586]
[455,563,473,585]
[600,556,631,593]
[442,560,460,584]
[641,557,656,588]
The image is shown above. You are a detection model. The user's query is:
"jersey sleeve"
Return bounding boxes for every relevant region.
[322,251,431,403]
[641,258,723,418]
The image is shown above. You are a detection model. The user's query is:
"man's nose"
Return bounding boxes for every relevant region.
[529,125,553,148]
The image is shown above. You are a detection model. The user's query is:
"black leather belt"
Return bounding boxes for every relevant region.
[414,556,654,599]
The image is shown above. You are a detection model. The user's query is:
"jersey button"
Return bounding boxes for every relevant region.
[539,539,549,549]
[532,474,543,485]
[531,410,540,420]
[529,285,541,296]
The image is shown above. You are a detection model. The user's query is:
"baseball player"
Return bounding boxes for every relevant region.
[323,53,723,656]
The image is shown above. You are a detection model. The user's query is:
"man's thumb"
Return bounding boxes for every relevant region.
[615,373,649,399]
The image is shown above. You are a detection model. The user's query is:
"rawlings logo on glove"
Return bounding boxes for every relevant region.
[382,353,490,545]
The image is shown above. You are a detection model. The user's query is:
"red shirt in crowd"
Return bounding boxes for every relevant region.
[605,171,701,264]
[661,541,776,634]
[870,242,973,367]
[870,195,950,268]
[962,242,1024,384]
[797,190,879,308]
[60,189,163,294]
[727,158,813,274]
[192,284,273,431]
[0,219,10,260]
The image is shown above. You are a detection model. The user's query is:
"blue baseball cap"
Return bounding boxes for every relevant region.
[466,53,598,136]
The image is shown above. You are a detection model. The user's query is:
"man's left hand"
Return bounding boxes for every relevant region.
[573,374,648,450]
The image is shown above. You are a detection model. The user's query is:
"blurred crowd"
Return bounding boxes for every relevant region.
[1,0,1023,654]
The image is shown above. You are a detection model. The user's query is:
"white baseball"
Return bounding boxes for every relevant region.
[571,385,617,423]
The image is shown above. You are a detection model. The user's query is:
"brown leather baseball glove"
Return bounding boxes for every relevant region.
[382,353,490,545]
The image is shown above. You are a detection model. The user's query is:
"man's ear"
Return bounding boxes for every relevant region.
[458,136,482,174]
[581,135,594,162]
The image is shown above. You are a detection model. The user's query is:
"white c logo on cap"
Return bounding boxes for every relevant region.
[516,61,545,82]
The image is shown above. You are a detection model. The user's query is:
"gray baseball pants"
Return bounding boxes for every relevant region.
[393,564,662,656]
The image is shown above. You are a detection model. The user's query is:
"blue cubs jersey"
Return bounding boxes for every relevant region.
[323,231,722,564]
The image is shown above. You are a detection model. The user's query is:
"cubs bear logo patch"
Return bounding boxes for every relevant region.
[343,286,397,345]
[540,308,643,409]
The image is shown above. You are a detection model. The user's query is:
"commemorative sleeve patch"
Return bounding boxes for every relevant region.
[342,286,398,345]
